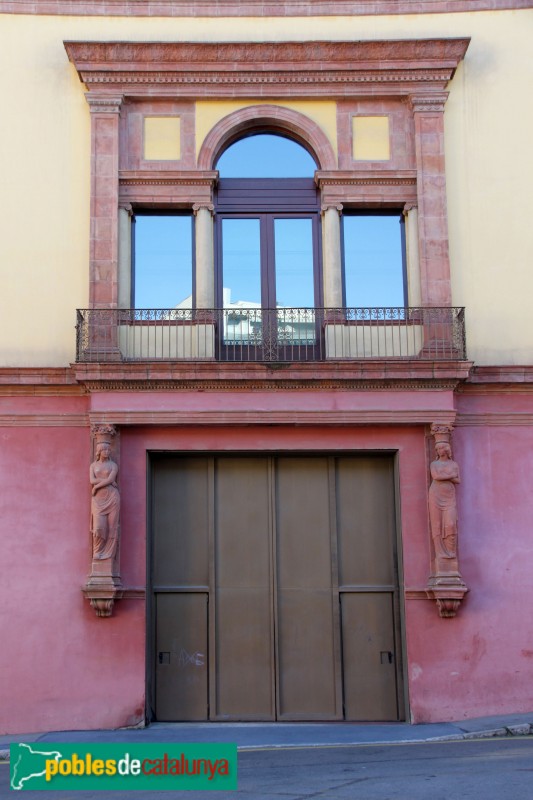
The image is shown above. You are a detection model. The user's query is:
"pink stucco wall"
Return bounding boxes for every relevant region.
[2,387,532,732]
[0,409,145,736]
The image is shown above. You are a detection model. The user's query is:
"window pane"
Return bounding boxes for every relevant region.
[343,215,405,307]
[274,219,315,308]
[134,215,193,309]
[217,134,316,178]
[221,218,262,306]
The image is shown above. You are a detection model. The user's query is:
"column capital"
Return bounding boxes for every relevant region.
[193,203,215,216]
[85,93,123,114]
[409,93,449,114]
[430,423,454,445]
[403,202,418,216]
[321,203,343,217]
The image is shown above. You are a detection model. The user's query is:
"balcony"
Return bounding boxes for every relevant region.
[76,307,466,363]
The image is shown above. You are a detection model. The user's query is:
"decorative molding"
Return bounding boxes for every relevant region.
[321,204,343,215]
[192,203,215,215]
[65,40,470,99]
[410,93,449,113]
[404,589,429,600]
[80,380,463,392]
[87,409,457,427]
[197,105,337,171]
[316,171,417,188]
[3,1,531,16]
[464,365,533,385]
[456,413,533,426]
[85,93,123,114]
[120,170,218,188]
[0,414,89,427]
[316,170,418,205]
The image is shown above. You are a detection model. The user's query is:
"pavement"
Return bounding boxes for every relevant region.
[1,712,532,760]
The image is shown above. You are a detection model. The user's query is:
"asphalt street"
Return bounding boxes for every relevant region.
[2,737,533,800]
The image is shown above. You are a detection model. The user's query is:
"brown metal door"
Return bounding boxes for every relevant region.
[336,456,401,721]
[151,454,402,721]
[152,457,210,721]
[275,457,342,719]
[213,457,275,719]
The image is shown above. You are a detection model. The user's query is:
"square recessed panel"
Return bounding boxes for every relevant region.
[352,116,390,161]
[144,116,181,161]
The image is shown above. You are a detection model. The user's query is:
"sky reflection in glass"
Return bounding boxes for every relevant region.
[217,134,316,178]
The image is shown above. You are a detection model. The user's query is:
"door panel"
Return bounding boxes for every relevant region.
[155,593,208,721]
[340,592,398,721]
[276,458,341,719]
[152,457,209,588]
[214,458,274,719]
[336,457,396,588]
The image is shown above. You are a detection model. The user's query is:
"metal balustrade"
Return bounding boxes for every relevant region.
[76,307,466,363]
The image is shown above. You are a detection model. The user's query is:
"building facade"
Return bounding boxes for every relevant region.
[1,1,533,734]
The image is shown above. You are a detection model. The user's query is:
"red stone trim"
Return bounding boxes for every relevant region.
[3,1,531,16]
[87,409,457,426]
[466,365,533,383]
[456,413,533,425]
[73,360,472,389]
[119,169,217,206]
[316,169,417,206]
[0,368,82,393]
[198,105,337,171]
[64,40,470,99]
[0,414,89,426]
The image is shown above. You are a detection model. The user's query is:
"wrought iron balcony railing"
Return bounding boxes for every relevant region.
[75,307,466,363]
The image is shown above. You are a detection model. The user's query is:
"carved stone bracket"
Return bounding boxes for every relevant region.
[425,422,468,618]
[83,424,123,617]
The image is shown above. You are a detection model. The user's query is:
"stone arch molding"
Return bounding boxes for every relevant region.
[197,105,337,172]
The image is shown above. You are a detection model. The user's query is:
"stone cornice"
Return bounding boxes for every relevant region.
[73,360,472,390]
[119,170,218,187]
[316,170,417,188]
[4,1,531,16]
[64,39,470,98]
[317,170,418,205]
[86,409,458,427]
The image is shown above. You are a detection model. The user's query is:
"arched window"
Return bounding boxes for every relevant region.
[216,133,317,178]
[215,134,321,359]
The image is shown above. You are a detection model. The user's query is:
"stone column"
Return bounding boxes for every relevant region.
[321,204,343,309]
[403,204,421,307]
[118,203,133,308]
[410,95,451,307]
[86,94,123,359]
[193,203,215,309]
[87,94,123,307]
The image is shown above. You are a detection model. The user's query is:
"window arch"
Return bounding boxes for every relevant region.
[216,133,317,178]
[197,104,337,171]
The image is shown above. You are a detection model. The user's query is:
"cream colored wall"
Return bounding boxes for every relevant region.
[0,10,531,366]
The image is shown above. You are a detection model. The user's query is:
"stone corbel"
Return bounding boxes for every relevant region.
[425,423,469,618]
[83,424,123,617]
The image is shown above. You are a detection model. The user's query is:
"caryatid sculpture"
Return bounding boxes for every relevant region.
[90,440,120,561]
[426,424,468,618]
[84,424,123,617]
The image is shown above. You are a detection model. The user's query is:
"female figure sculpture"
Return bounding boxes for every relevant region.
[90,442,120,561]
[428,441,460,569]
